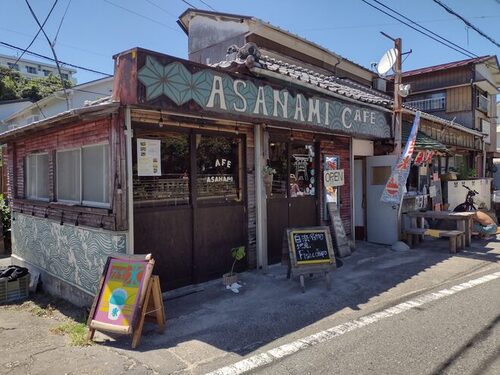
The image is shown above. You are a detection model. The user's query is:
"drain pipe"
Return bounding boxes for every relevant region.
[125,106,134,255]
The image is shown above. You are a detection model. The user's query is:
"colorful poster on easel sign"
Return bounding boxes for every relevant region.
[91,257,154,332]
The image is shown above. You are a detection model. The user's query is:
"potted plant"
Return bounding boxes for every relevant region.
[223,246,246,286]
[262,165,276,196]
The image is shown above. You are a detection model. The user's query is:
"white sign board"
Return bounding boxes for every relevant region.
[324,169,345,188]
[137,138,161,176]
[447,179,491,210]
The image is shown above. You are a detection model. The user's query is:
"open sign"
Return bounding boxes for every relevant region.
[323,169,345,187]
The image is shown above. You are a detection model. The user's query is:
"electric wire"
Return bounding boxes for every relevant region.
[196,0,215,11]
[52,0,72,48]
[144,0,177,18]
[433,0,500,48]
[25,0,70,110]
[8,0,59,74]
[371,0,478,58]
[359,0,476,59]
[103,0,179,31]
[180,0,198,9]
[0,40,112,76]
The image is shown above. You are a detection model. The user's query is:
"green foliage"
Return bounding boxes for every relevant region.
[230,246,246,275]
[50,321,92,346]
[0,194,10,237]
[457,163,476,180]
[0,67,73,101]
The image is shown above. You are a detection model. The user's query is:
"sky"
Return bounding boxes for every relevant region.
[1,0,499,85]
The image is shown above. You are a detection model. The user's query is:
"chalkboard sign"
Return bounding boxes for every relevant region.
[287,227,335,266]
[327,202,351,257]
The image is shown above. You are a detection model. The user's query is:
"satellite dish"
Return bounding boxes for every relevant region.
[377,48,398,75]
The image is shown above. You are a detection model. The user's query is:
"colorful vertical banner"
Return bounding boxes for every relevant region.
[381,112,421,204]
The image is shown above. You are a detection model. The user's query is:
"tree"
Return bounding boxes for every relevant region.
[0,67,73,101]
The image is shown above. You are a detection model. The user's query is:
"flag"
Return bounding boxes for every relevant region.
[413,150,425,166]
[424,150,435,164]
[381,112,421,204]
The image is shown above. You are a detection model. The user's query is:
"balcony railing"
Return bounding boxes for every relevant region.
[405,97,446,112]
[477,94,489,113]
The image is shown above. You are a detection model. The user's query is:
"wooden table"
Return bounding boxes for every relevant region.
[406,211,476,247]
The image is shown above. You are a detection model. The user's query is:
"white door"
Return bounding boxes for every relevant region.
[354,159,365,239]
[366,155,399,245]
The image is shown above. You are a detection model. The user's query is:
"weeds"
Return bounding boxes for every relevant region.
[51,321,92,346]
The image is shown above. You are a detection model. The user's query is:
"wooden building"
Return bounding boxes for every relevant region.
[0,45,397,303]
[399,56,500,176]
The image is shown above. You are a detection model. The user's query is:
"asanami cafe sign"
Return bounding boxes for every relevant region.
[137,56,391,139]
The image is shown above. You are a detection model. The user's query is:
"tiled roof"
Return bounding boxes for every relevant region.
[211,54,392,106]
[402,122,447,151]
[401,55,494,77]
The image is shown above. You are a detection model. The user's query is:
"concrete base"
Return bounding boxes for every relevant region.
[11,256,94,307]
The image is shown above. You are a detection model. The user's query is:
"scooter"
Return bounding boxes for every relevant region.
[453,185,478,212]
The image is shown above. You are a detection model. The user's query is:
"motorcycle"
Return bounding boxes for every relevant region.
[453,185,478,212]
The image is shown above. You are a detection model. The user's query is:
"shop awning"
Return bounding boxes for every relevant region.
[402,122,448,152]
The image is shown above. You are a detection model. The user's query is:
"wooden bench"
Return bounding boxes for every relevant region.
[404,228,464,253]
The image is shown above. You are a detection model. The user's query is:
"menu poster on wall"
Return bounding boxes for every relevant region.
[137,138,161,176]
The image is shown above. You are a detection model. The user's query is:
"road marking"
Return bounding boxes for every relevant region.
[206,271,500,375]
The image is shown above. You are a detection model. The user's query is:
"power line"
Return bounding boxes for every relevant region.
[144,0,177,18]
[25,0,70,110]
[0,40,112,77]
[196,0,215,11]
[103,0,179,32]
[433,0,500,48]
[180,0,198,9]
[359,0,476,59]
[52,0,72,48]
[371,0,478,58]
[9,0,59,74]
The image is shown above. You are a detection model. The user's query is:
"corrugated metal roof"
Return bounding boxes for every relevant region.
[402,122,447,151]
[401,55,494,77]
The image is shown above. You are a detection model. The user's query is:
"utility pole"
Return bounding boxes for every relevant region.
[393,37,402,156]
[381,32,403,155]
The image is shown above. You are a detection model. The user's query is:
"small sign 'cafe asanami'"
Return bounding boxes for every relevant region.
[1,47,391,305]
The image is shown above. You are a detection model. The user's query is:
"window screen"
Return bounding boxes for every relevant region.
[26,153,49,200]
[83,144,109,205]
[57,149,81,203]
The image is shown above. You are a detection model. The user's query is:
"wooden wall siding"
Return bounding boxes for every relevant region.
[10,116,121,231]
[403,67,472,93]
[245,127,256,269]
[130,110,257,269]
[320,137,351,235]
[446,86,472,113]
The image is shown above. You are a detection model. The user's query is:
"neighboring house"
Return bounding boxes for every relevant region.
[1,77,113,131]
[0,98,32,123]
[0,53,76,83]
[400,56,500,176]
[177,8,380,88]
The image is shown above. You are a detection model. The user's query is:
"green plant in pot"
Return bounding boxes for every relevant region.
[223,246,246,286]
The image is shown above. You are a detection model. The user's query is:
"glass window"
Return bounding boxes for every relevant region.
[290,144,316,198]
[26,66,37,74]
[57,149,81,203]
[56,144,110,207]
[196,134,242,203]
[25,153,49,200]
[61,73,69,80]
[7,63,19,71]
[268,142,288,198]
[133,133,190,206]
[83,144,110,205]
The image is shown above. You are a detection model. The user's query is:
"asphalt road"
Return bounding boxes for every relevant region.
[249,276,500,375]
